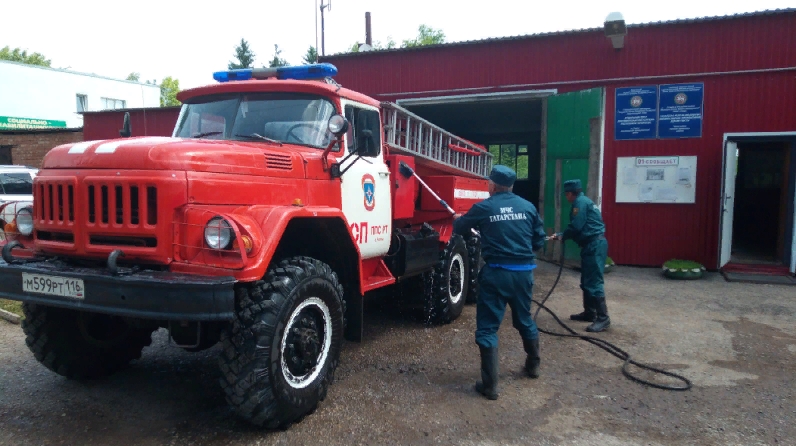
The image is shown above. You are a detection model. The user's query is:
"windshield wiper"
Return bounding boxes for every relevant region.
[192,131,223,139]
[235,133,283,146]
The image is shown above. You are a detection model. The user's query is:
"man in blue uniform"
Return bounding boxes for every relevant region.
[453,165,547,400]
[550,179,611,333]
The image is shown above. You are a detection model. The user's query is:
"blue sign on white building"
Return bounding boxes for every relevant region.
[615,86,658,140]
[658,83,704,138]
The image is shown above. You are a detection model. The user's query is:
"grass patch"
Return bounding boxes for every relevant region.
[663,259,705,270]
[0,299,23,318]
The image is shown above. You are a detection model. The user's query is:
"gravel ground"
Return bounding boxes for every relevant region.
[1,262,794,446]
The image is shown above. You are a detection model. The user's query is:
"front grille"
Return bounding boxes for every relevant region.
[35,183,75,223]
[86,184,158,226]
[264,153,293,171]
[89,235,157,247]
[37,231,75,243]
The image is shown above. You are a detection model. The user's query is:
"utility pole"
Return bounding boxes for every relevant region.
[320,0,331,56]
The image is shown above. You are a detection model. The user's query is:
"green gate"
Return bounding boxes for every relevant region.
[540,88,604,264]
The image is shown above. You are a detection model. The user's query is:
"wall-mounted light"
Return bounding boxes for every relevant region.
[604,12,627,49]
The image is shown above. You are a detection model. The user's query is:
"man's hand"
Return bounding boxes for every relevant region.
[453,213,463,219]
[547,233,562,241]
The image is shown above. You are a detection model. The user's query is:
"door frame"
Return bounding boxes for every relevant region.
[721,132,796,272]
[395,89,558,107]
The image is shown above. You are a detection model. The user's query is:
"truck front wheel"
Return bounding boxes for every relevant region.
[21,304,155,379]
[219,256,345,429]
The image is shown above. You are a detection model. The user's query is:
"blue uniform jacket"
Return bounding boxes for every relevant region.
[453,191,547,265]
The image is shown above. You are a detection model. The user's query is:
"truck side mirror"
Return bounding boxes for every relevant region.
[119,112,132,138]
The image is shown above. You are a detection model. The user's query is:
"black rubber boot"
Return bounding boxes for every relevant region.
[474,346,499,400]
[585,297,611,332]
[522,338,540,379]
[570,292,596,322]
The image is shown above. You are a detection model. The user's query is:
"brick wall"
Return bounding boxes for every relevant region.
[0,129,83,168]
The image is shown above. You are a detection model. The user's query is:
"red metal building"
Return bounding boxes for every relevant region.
[321,9,796,273]
[82,107,181,141]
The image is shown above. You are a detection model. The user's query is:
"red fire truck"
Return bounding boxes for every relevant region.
[0,63,493,428]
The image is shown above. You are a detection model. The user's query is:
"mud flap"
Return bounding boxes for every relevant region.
[344,290,364,342]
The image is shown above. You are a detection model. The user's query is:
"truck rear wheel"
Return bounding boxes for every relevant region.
[219,256,345,429]
[465,235,482,304]
[427,235,469,324]
[21,304,154,379]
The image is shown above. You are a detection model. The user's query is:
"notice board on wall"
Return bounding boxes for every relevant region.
[615,156,697,204]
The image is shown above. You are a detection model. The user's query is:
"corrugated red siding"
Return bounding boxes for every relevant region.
[323,11,796,268]
[83,107,181,141]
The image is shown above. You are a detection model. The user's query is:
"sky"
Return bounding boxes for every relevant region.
[1,0,793,91]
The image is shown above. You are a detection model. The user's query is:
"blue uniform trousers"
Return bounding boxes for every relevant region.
[580,238,608,298]
[475,265,539,348]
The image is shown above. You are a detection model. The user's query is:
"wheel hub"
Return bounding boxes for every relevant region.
[449,254,465,304]
[285,316,321,376]
[280,297,333,389]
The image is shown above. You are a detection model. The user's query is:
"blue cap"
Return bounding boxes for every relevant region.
[489,165,516,187]
[563,179,582,193]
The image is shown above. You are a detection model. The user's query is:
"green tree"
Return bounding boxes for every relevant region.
[401,25,445,48]
[160,76,181,107]
[0,46,51,67]
[302,46,319,64]
[126,72,141,81]
[268,44,289,68]
[229,38,255,69]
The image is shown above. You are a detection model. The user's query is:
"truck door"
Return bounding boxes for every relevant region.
[340,101,392,259]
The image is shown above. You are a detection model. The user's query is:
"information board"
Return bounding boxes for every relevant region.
[658,83,704,138]
[615,156,697,204]
[615,86,658,140]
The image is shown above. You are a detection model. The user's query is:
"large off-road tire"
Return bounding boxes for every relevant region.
[21,304,155,379]
[219,256,345,429]
[465,235,482,304]
[426,234,469,325]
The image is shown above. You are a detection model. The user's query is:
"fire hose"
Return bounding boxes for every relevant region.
[531,243,692,391]
[398,162,691,391]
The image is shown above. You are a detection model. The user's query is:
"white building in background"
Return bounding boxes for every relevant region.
[0,60,160,130]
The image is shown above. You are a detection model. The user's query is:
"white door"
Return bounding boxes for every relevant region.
[339,101,392,259]
[719,141,738,267]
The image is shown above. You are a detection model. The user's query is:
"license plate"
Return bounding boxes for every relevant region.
[22,273,85,299]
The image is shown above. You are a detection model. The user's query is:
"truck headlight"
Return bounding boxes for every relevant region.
[204,216,234,250]
[16,207,34,236]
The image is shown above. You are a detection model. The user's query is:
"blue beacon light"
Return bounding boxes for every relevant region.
[213,63,338,83]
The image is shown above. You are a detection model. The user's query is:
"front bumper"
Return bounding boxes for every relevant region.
[0,259,236,321]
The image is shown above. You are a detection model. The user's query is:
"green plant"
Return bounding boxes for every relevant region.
[663,259,705,271]
[606,257,615,266]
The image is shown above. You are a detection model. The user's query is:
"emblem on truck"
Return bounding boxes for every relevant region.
[362,174,375,211]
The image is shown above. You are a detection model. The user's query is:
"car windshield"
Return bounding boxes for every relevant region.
[173,92,338,149]
[0,172,33,195]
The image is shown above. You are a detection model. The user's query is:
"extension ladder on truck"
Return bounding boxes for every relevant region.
[381,102,493,179]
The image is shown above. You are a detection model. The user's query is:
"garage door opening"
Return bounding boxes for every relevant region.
[398,91,550,208]
[721,134,796,276]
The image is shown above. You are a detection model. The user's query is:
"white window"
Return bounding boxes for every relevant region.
[101,98,126,110]
[76,94,88,112]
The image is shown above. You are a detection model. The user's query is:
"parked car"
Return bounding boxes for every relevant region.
[0,165,37,242]
[0,165,37,204]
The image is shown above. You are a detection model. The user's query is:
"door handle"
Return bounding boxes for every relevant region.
[379,172,390,177]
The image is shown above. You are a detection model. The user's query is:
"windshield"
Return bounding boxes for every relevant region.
[0,172,34,195]
[173,93,338,149]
